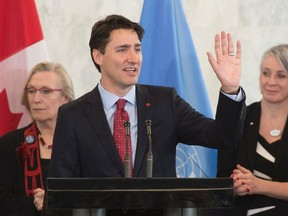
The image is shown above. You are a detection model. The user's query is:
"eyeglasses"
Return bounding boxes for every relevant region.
[26,87,63,97]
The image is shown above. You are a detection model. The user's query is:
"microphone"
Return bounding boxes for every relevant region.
[124,121,131,178]
[145,120,153,178]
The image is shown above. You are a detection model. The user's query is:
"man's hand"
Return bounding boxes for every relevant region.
[207,31,241,93]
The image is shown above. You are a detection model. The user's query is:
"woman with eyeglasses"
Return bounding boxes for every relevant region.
[0,62,74,216]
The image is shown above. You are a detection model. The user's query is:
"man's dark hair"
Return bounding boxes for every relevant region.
[89,14,145,72]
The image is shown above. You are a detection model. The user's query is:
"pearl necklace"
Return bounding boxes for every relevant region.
[38,134,52,149]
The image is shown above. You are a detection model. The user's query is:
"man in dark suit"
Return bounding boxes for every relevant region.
[49,15,245,215]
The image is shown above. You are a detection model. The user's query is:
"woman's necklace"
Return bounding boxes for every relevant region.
[270,128,281,137]
[262,113,282,137]
[38,134,52,149]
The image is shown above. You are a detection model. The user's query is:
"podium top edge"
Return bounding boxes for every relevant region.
[47,177,232,180]
[47,177,233,191]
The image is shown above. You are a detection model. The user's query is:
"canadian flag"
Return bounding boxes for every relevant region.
[0,0,49,136]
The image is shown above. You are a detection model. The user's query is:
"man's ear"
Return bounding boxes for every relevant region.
[92,49,102,65]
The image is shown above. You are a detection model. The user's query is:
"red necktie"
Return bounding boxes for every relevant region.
[113,99,132,168]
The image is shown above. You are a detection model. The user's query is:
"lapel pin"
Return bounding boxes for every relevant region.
[25,135,35,144]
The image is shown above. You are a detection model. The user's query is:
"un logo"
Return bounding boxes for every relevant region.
[176,144,203,178]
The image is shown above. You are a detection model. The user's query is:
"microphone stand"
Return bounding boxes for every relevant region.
[145,120,153,178]
[124,121,131,178]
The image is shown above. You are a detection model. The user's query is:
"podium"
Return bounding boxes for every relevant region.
[46,177,233,216]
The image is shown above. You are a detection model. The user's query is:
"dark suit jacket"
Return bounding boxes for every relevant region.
[50,84,245,178]
[215,102,288,216]
[49,84,245,216]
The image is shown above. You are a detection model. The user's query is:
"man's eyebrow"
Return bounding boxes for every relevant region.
[116,43,141,49]
[115,44,131,49]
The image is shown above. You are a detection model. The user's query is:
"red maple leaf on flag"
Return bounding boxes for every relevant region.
[0,89,23,136]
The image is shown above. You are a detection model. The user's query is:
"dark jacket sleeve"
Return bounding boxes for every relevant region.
[176,88,246,150]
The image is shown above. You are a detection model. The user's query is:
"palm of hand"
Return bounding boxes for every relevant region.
[215,55,241,88]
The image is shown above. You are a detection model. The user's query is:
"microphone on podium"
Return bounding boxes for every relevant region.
[124,121,131,178]
[145,120,153,178]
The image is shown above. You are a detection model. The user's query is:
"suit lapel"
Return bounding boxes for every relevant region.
[84,86,124,172]
[274,117,288,174]
[133,85,154,176]
[245,103,261,170]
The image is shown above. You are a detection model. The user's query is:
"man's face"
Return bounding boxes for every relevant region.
[94,29,142,96]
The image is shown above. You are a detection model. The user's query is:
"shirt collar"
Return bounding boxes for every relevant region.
[98,82,136,111]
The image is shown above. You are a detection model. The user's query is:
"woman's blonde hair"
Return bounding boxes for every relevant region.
[21,61,75,110]
[261,44,288,73]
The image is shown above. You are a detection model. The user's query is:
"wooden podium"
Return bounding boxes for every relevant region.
[45,177,233,216]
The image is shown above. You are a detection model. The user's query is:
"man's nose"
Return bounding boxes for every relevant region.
[127,50,139,63]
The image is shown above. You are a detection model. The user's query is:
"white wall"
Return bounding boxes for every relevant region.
[35,0,288,113]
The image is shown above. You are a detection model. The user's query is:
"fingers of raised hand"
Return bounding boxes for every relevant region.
[227,33,235,56]
[220,31,229,56]
[216,31,240,59]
